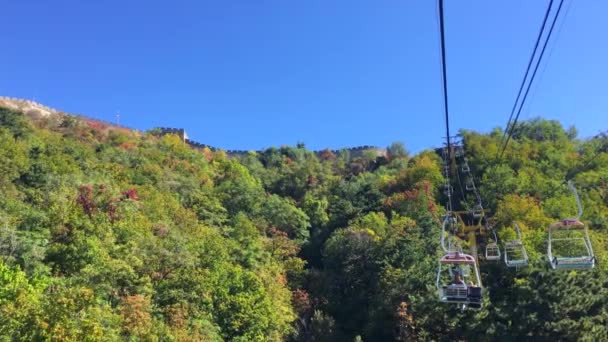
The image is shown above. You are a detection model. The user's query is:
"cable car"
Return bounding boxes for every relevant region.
[437,215,483,309]
[461,160,470,173]
[471,204,484,218]
[547,181,595,270]
[465,178,475,191]
[454,145,464,158]
[442,147,449,160]
[504,222,529,268]
[436,252,483,309]
[547,219,595,270]
[485,229,500,261]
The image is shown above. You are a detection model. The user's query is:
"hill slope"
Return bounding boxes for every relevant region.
[0,103,607,341]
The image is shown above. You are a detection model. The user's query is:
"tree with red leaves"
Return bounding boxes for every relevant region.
[76,185,96,217]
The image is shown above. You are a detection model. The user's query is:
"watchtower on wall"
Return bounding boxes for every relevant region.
[158,127,189,142]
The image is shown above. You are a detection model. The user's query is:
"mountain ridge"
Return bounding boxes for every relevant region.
[0,96,387,158]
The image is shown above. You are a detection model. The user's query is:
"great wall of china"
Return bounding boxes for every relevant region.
[0,96,387,158]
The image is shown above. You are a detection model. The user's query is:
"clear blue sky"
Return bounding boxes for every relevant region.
[1,0,605,152]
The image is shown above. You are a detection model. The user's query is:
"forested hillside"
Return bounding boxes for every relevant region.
[1,106,607,341]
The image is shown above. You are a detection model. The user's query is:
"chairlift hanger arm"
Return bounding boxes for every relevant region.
[440,216,450,253]
[513,221,523,241]
[567,180,583,220]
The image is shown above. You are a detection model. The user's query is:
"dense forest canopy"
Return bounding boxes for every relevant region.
[0,106,607,341]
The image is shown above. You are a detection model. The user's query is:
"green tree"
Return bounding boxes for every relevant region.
[387,142,409,160]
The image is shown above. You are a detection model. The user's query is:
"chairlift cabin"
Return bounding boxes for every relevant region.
[442,147,449,159]
[436,253,483,309]
[547,181,595,270]
[465,178,475,191]
[485,243,500,261]
[504,222,529,268]
[454,146,464,158]
[485,229,500,261]
[461,162,470,173]
[471,204,484,218]
[547,219,595,270]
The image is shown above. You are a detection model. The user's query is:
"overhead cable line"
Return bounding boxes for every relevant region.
[437,0,456,215]
[498,0,566,161]
[438,0,451,149]
[498,0,555,152]
[524,0,575,114]
[498,0,566,160]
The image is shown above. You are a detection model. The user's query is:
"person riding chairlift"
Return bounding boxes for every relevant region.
[451,270,465,285]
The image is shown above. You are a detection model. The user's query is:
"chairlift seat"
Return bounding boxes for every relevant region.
[547,181,595,270]
[472,209,484,218]
[465,179,475,191]
[551,256,595,270]
[485,243,501,261]
[505,222,529,268]
[441,284,468,301]
[506,259,528,267]
[454,147,464,157]
[437,284,482,307]
[504,241,529,268]
[470,204,484,218]
[437,219,483,309]
[467,287,482,302]
[548,220,595,270]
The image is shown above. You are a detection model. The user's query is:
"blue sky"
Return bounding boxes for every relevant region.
[0,0,605,152]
